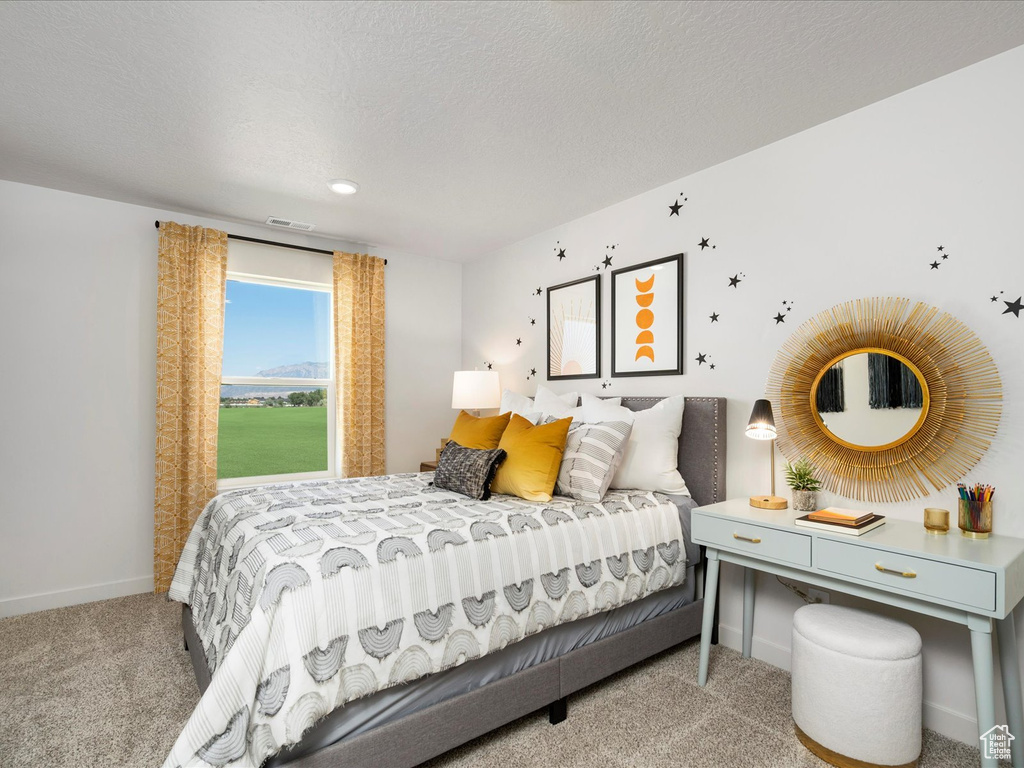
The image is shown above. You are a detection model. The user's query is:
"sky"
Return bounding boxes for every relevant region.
[222,280,330,376]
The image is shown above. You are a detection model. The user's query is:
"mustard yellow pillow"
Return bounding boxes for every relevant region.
[448,410,512,450]
[491,414,572,502]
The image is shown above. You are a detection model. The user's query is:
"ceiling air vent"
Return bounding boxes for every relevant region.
[266,216,316,232]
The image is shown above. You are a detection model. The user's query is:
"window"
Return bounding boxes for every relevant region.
[218,274,334,485]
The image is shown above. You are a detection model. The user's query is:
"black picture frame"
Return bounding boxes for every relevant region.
[611,253,684,377]
[547,274,601,380]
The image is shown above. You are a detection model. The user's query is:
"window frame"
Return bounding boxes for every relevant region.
[217,270,336,490]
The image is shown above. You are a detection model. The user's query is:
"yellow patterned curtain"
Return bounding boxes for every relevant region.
[154,222,228,592]
[334,252,386,477]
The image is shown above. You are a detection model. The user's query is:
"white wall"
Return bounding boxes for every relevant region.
[461,45,1024,743]
[0,180,461,617]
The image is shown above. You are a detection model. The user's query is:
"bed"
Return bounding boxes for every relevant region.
[171,396,726,768]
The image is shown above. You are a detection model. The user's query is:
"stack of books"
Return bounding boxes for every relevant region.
[794,507,886,536]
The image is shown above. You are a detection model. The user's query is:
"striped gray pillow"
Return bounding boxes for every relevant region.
[553,420,633,502]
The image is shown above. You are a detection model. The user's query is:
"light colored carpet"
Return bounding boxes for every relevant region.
[0,593,991,768]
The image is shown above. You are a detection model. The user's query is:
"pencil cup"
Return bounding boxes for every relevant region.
[958,500,992,539]
[923,508,949,535]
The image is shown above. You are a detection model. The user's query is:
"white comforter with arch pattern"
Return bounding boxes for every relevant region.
[164,472,685,768]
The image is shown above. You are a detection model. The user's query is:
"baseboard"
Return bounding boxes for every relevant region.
[717,623,980,746]
[922,701,982,746]
[718,623,794,670]
[0,575,153,618]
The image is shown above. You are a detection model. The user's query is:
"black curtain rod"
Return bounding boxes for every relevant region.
[154,221,386,265]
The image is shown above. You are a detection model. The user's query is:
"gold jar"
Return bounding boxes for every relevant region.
[924,508,949,535]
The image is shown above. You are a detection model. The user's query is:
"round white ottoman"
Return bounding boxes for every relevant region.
[791,604,923,768]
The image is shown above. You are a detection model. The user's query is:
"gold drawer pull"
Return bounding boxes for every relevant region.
[733,533,761,544]
[875,563,917,578]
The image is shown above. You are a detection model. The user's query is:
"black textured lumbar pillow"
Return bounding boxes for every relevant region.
[433,440,507,500]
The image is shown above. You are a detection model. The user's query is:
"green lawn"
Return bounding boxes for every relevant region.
[217,406,327,479]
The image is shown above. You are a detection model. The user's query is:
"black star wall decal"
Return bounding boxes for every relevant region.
[930,261,940,270]
[709,363,716,370]
[695,353,707,365]
[699,238,710,250]
[528,368,537,379]
[709,312,720,323]
[534,288,542,296]
[669,200,682,216]
[515,338,522,346]
[602,255,613,268]
[529,317,536,326]
[601,382,609,389]
[1004,297,1024,317]
[937,246,944,252]
[992,296,1000,302]
[485,362,493,370]
[728,275,742,288]
[774,313,786,324]
[557,249,566,261]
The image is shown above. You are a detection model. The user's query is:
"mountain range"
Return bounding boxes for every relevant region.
[256,361,329,379]
[221,361,329,399]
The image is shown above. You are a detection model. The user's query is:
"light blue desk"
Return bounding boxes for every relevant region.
[692,500,1024,768]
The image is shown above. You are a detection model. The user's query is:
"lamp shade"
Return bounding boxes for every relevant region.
[746,398,777,440]
[451,370,501,410]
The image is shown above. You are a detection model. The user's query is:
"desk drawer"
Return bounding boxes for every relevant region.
[816,538,996,611]
[693,514,811,566]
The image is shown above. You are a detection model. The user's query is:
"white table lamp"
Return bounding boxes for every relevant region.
[451,370,500,414]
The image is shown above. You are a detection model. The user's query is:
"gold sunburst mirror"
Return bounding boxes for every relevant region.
[766,297,1002,502]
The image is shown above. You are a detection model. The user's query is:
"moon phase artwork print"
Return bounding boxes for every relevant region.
[611,253,684,377]
[547,274,601,380]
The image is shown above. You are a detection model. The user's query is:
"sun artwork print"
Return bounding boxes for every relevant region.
[548,275,600,379]
[551,300,597,375]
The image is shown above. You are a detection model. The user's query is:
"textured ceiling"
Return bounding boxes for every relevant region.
[2,1,1024,261]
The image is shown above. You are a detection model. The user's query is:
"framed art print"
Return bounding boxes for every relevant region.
[547,274,601,380]
[611,253,684,377]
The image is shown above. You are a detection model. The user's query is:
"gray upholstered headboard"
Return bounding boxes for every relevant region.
[618,396,727,508]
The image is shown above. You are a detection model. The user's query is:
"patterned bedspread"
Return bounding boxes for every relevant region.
[164,473,686,768]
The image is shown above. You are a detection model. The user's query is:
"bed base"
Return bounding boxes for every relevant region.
[182,598,703,767]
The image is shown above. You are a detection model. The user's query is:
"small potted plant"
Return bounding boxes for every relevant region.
[785,459,823,512]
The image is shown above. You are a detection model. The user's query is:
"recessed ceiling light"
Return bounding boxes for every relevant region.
[328,179,359,195]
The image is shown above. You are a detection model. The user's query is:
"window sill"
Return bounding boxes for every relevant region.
[216,470,338,492]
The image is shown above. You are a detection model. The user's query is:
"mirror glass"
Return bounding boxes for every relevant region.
[812,349,928,449]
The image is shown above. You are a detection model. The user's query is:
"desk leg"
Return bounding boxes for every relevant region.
[742,568,755,658]
[698,550,721,687]
[996,617,1024,768]
[970,615,998,768]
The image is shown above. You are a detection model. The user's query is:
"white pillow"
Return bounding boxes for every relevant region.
[534,385,581,420]
[580,392,622,417]
[589,395,689,495]
[500,389,542,424]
